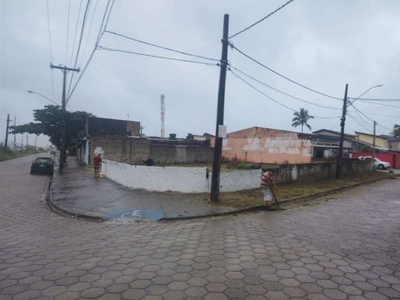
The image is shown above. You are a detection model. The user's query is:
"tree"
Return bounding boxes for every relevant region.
[391,124,400,138]
[291,108,314,133]
[10,105,93,149]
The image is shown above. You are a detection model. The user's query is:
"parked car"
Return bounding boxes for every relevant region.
[50,150,56,155]
[30,157,54,175]
[358,156,391,169]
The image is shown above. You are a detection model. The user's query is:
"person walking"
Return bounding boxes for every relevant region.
[260,170,275,210]
[93,154,104,178]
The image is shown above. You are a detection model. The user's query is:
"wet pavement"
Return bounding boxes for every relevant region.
[51,159,239,220]
[1,154,400,300]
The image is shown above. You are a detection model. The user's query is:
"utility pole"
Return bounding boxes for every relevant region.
[372,121,376,169]
[13,116,16,153]
[4,114,10,151]
[50,64,80,172]
[210,14,229,203]
[335,83,349,179]
[26,134,28,149]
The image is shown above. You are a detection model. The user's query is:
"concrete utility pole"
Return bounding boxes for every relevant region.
[50,64,80,172]
[372,121,376,169]
[4,114,10,151]
[210,14,229,203]
[335,84,349,179]
[13,116,16,153]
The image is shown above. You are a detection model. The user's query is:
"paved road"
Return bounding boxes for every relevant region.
[1,155,399,300]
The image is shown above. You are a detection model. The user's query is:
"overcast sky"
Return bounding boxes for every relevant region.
[1,0,399,148]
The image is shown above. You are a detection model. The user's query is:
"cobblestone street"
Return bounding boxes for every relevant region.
[1,155,400,299]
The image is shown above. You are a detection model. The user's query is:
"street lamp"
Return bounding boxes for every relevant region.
[349,84,383,104]
[27,91,60,106]
[27,90,63,170]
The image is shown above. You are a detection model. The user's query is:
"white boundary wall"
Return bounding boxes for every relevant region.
[102,160,261,193]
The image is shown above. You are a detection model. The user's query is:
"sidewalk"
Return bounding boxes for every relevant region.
[49,158,399,222]
[49,159,244,221]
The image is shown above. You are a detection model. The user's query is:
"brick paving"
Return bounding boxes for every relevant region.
[1,155,400,299]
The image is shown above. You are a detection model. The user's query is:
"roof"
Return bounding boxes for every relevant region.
[313,129,355,138]
[228,126,307,136]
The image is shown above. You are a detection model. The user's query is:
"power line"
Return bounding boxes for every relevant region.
[229,0,295,39]
[46,0,56,103]
[97,46,220,66]
[69,0,84,67]
[377,123,393,131]
[349,97,400,102]
[363,112,400,119]
[230,66,342,110]
[349,103,374,123]
[79,0,99,67]
[229,68,295,111]
[67,0,92,97]
[347,114,372,133]
[353,100,400,109]
[104,30,220,62]
[66,0,115,102]
[230,43,342,101]
[230,69,340,119]
[65,0,72,64]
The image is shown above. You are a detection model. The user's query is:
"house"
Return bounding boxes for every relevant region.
[388,137,400,152]
[77,116,141,164]
[77,116,213,164]
[311,129,368,158]
[355,131,390,151]
[212,126,313,164]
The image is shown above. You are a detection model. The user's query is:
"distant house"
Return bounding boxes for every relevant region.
[312,129,357,158]
[211,126,313,164]
[388,137,400,152]
[355,131,390,151]
[77,116,141,164]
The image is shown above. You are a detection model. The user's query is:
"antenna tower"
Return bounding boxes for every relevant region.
[161,94,165,138]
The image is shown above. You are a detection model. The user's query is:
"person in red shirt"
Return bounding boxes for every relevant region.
[93,154,103,178]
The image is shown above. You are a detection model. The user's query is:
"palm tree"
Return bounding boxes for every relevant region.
[292,108,314,133]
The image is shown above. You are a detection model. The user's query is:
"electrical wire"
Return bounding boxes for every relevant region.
[66,0,115,102]
[79,0,99,67]
[65,0,72,64]
[352,100,400,109]
[362,112,400,119]
[104,30,220,62]
[348,103,374,123]
[97,46,220,66]
[46,0,56,103]
[67,0,92,97]
[229,68,295,111]
[230,43,342,101]
[229,69,340,119]
[230,66,342,110]
[69,0,84,67]
[349,97,400,102]
[347,114,372,133]
[229,0,295,39]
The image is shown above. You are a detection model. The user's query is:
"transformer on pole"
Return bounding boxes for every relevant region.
[161,94,165,138]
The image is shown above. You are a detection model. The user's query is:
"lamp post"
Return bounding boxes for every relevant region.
[349,84,383,104]
[27,90,62,169]
[27,91,60,106]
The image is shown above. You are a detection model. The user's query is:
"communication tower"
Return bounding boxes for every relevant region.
[161,94,165,138]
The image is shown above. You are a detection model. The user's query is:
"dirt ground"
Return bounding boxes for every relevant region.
[213,171,398,209]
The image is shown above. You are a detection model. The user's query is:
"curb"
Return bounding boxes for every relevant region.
[47,180,104,222]
[48,173,399,222]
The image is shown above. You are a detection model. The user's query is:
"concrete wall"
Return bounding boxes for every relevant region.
[272,160,374,184]
[213,127,312,164]
[102,159,373,193]
[86,137,213,165]
[102,160,261,193]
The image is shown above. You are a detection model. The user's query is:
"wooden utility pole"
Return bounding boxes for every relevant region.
[4,114,10,151]
[50,64,80,172]
[336,84,349,179]
[210,14,229,203]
